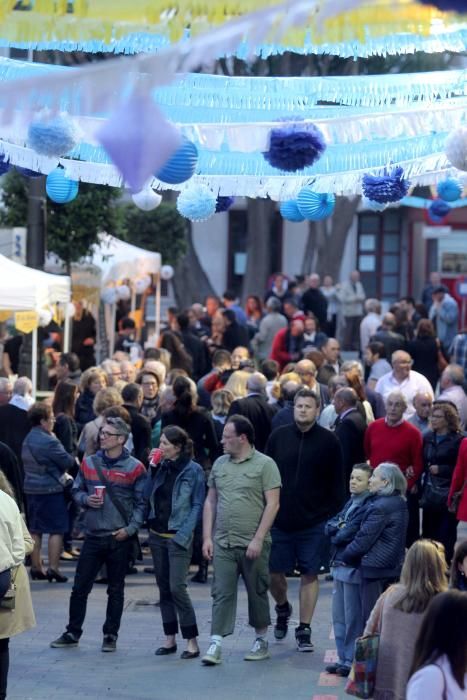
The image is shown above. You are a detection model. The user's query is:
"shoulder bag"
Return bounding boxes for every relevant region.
[0,567,19,611]
[448,479,466,517]
[345,634,380,699]
[93,461,143,562]
[419,473,450,511]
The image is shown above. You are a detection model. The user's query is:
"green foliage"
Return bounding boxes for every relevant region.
[118,201,188,266]
[0,169,28,226]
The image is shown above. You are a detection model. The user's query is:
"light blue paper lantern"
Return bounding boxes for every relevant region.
[177,184,216,222]
[437,178,463,202]
[279,200,305,222]
[156,137,198,184]
[297,189,335,220]
[46,168,79,204]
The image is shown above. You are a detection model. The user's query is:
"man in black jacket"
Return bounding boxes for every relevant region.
[301,274,328,328]
[227,373,275,452]
[266,388,345,652]
[333,388,367,485]
[121,383,152,466]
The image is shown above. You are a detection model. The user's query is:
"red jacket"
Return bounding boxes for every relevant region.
[448,438,467,522]
[270,327,291,370]
[364,418,423,490]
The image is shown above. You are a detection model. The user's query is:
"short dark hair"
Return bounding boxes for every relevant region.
[352,463,372,476]
[293,388,319,406]
[28,401,52,426]
[226,414,255,445]
[260,360,279,381]
[223,290,236,301]
[143,348,160,360]
[212,349,231,368]
[451,540,467,590]
[222,308,236,324]
[59,352,80,372]
[136,370,160,387]
[368,341,386,359]
[120,317,136,331]
[121,382,143,404]
[401,296,416,307]
[101,405,131,426]
[177,311,190,331]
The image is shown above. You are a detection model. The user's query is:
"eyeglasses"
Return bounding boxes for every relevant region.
[100,430,120,438]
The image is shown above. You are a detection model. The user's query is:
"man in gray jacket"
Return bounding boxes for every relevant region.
[50,416,146,653]
[251,297,287,361]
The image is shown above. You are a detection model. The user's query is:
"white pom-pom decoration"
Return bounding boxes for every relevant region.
[38,309,53,327]
[66,302,76,318]
[116,284,131,301]
[160,265,174,281]
[101,287,118,305]
[445,127,467,171]
[132,188,162,211]
[134,275,151,294]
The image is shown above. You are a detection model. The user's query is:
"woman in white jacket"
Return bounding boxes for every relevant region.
[0,471,35,700]
[407,590,467,700]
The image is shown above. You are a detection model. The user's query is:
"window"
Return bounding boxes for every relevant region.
[357,211,402,302]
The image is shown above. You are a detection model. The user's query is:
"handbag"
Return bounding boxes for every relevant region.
[94,461,143,562]
[345,634,380,699]
[0,568,19,611]
[436,339,448,373]
[419,473,450,511]
[448,479,466,517]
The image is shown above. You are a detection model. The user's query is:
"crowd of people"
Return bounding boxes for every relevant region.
[0,268,467,699]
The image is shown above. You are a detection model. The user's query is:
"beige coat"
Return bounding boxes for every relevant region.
[0,519,36,639]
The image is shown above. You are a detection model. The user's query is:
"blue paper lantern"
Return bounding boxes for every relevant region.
[177,184,216,222]
[156,137,198,184]
[46,168,79,204]
[437,178,463,202]
[362,166,410,203]
[28,114,78,157]
[297,189,335,220]
[279,200,305,222]
[428,199,451,222]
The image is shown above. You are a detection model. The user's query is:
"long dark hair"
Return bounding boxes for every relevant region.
[172,376,195,418]
[409,590,467,689]
[53,380,78,417]
[161,425,193,460]
[451,540,467,590]
[159,331,193,375]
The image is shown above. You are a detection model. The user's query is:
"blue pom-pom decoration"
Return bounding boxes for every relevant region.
[28,114,78,157]
[0,155,10,176]
[437,178,463,202]
[215,196,235,213]
[297,189,336,220]
[428,199,451,222]
[362,166,410,203]
[279,200,305,222]
[156,137,198,184]
[46,167,79,204]
[263,122,326,172]
[177,184,216,222]
[362,197,387,212]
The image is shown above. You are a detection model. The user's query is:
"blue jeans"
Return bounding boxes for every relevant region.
[332,579,363,668]
[67,535,131,639]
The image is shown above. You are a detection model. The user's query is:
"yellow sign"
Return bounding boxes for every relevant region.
[15,311,39,334]
[0,311,12,322]
[129,310,143,329]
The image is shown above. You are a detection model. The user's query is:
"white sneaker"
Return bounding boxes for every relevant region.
[244,638,270,661]
[202,642,222,665]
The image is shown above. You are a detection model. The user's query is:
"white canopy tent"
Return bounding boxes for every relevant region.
[0,254,71,395]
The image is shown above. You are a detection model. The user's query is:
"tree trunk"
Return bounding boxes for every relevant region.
[172,224,216,307]
[301,196,361,279]
[241,198,276,301]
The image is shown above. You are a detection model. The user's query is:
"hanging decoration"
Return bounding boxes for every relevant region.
[45,167,79,204]
[297,189,336,220]
[436,177,463,201]
[156,137,198,185]
[134,275,152,294]
[177,184,217,222]
[66,302,76,318]
[38,308,53,328]
[96,94,182,193]
[101,287,118,305]
[0,155,10,176]
[428,199,452,221]
[362,197,388,211]
[215,196,235,213]
[279,200,306,222]
[445,127,467,171]
[116,284,131,301]
[362,166,410,203]
[160,265,175,281]
[132,188,162,211]
[28,113,79,157]
[263,122,326,172]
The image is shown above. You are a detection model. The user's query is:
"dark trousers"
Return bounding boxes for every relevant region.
[150,533,198,639]
[0,638,9,700]
[343,316,363,351]
[360,576,398,629]
[422,508,458,564]
[406,493,421,548]
[67,535,131,639]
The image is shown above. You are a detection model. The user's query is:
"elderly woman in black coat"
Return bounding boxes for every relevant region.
[339,462,408,627]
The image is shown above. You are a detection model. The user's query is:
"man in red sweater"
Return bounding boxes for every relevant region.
[364,390,423,546]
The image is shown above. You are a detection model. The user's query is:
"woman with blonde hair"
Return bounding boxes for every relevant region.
[0,469,35,700]
[363,539,448,700]
[75,367,107,429]
[224,369,251,399]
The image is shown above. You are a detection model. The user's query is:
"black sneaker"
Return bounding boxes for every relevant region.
[274,602,293,640]
[102,635,117,652]
[295,625,314,652]
[50,632,79,649]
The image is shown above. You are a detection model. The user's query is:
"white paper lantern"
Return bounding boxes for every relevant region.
[134,275,151,294]
[445,127,467,171]
[101,287,118,305]
[38,308,53,327]
[66,302,76,318]
[116,284,131,300]
[131,188,162,211]
[160,264,174,281]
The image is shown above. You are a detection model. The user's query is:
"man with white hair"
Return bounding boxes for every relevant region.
[364,390,423,545]
[0,377,34,491]
[408,392,433,434]
[227,373,275,452]
[437,364,467,428]
[360,298,382,353]
[374,350,433,419]
[10,376,33,410]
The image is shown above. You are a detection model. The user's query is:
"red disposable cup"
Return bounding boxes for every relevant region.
[149,448,163,466]
[94,485,106,502]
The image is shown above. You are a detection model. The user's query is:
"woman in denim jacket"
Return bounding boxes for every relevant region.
[144,425,205,659]
[324,463,373,677]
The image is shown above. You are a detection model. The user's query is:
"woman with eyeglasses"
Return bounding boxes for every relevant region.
[363,539,448,700]
[420,401,463,564]
[22,402,76,582]
[144,425,205,659]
